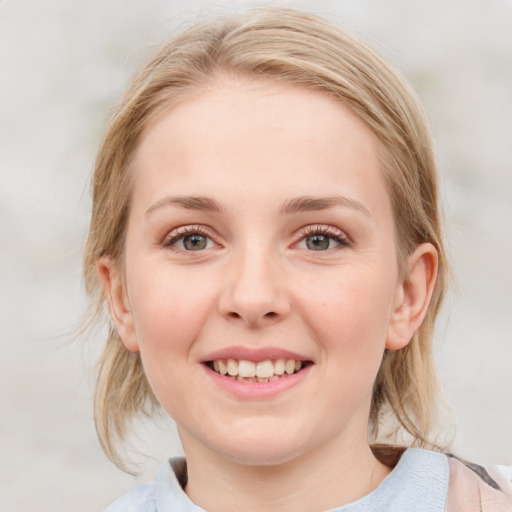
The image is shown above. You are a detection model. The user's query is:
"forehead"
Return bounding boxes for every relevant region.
[130,77,391,220]
[135,75,376,156]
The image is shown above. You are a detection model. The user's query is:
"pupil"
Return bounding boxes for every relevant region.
[184,234,207,250]
[306,235,329,250]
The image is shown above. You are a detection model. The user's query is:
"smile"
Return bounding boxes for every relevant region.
[206,358,309,382]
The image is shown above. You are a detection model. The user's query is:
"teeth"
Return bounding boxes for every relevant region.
[227,359,238,376]
[238,360,256,378]
[285,359,296,374]
[256,360,274,378]
[274,359,285,375]
[218,360,228,375]
[210,358,306,380]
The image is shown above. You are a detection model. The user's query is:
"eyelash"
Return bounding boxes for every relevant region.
[297,225,350,249]
[162,225,214,248]
[162,224,349,252]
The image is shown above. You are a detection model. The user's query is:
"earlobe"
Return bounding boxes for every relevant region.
[97,256,140,353]
[386,243,438,351]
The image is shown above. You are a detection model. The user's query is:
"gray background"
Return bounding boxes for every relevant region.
[1,0,511,510]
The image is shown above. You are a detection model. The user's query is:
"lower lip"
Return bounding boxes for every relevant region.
[202,364,312,399]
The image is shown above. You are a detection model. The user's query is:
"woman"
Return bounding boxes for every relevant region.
[83,8,512,511]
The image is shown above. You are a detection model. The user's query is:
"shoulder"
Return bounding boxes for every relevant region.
[104,458,206,512]
[398,449,512,512]
[370,446,512,512]
[445,455,512,512]
[334,448,450,511]
[104,481,156,512]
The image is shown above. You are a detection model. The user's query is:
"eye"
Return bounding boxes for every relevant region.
[164,227,216,251]
[304,234,337,251]
[180,233,212,251]
[296,226,349,251]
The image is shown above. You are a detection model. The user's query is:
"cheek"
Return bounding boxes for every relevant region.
[297,268,395,364]
[126,266,218,410]
[304,269,394,326]
[301,274,395,422]
[128,265,215,358]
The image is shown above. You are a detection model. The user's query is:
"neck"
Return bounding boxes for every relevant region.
[182,431,391,512]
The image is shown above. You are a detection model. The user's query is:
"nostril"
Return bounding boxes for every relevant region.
[224,310,279,325]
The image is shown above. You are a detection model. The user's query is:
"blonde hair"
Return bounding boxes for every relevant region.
[83,7,448,470]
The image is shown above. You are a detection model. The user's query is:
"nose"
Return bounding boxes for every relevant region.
[218,244,291,328]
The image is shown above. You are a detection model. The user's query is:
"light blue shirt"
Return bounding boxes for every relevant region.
[105,448,449,511]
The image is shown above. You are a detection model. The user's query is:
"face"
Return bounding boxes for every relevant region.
[105,77,417,467]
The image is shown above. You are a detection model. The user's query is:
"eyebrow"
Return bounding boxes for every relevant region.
[145,194,371,218]
[280,195,372,218]
[145,196,224,217]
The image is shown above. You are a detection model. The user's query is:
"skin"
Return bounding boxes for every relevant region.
[99,76,438,512]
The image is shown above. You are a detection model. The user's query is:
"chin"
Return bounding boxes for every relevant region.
[212,430,311,467]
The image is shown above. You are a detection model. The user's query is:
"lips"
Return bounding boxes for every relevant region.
[208,358,305,382]
[201,347,312,383]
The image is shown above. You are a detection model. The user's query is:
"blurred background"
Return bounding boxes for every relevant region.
[0,0,511,510]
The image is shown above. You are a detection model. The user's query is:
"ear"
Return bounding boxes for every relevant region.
[386,243,438,351]
[97,256,140,352]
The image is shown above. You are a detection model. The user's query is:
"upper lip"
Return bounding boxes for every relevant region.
[201,346,312,363]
